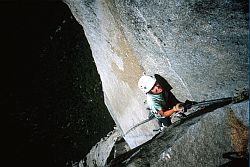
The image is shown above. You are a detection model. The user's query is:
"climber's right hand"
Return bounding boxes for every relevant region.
[173,103,184,112]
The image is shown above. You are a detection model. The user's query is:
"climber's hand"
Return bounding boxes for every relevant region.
[173,103,184,112]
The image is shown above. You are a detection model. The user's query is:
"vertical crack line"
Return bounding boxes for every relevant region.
[133,6,193,99]
[133,6,164,53]
[169,64,193,99]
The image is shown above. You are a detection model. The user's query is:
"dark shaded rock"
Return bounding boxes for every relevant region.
[6,1,115,167]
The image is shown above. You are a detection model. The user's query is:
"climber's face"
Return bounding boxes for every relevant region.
[150,82,163,94]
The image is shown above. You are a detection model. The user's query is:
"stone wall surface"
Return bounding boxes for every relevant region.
[63,0,248,149]
[125,101,249,167]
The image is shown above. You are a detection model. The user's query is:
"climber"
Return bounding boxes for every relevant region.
[138,74,186,131]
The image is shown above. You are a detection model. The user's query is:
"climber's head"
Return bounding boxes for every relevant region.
[138,75,164,94]
[138,75,156,93]
[138,75,163,94]
[149,82,163,94]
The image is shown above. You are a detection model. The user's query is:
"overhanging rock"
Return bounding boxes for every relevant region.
[63,0,248,148]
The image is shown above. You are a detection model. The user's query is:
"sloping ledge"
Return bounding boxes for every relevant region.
[84,98,248,167]
[122,100,249,167]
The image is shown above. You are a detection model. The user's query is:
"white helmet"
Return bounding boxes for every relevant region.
[138,75,156,93]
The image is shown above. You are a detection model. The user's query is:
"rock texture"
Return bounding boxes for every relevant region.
[124,101,249,167]
[83,99,248,167]
[82,129,121,167]
[63,0,248,150]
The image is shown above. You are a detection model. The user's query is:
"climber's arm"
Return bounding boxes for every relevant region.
[158,103,184,117]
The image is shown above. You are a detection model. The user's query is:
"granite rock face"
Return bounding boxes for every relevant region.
[124,101,249,167]
[84,100,248,167]
[63,0,248,149]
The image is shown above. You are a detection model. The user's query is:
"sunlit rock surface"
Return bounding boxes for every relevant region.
[64,0,248,149]
[63,0,248,166]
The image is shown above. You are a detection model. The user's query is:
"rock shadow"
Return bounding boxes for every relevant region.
[173,88,248,127]
[185,98,232,120]
[154,74,182,105]
[219,152,249,167]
